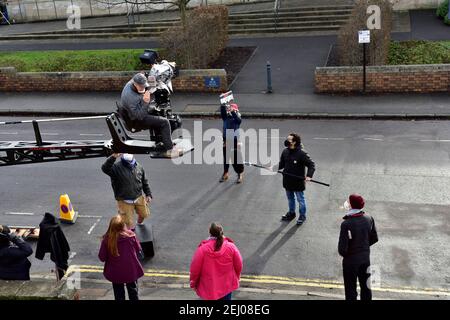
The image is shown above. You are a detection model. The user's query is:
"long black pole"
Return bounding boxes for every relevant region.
[244,162,330,187]
[363,43,366,93]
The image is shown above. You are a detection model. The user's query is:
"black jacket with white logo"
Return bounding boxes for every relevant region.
[338,212,378,265]
[278,146,315,191]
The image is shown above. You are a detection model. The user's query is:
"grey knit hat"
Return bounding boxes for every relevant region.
[132,73,149,87]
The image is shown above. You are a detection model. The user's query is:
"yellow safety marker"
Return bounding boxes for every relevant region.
[67,265,450,298]
[59,194,78,224]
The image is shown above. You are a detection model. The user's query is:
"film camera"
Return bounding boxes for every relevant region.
[139,49,182,140]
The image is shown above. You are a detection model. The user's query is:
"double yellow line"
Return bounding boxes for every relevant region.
[67,265,450,298]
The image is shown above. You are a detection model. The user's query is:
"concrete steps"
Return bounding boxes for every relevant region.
[229,25,342,35]
[0,5,353,40]
[229,5,354,15]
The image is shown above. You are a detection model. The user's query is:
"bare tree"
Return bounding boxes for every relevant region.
[337,0,393,66]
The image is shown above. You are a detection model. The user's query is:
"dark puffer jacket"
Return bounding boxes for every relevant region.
[0,233,33,280]
[278,146,315,191]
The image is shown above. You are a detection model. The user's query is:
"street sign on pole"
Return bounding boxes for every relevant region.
[358,30,370,44]
[358,30,371,93]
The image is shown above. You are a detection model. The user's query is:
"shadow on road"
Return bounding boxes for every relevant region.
[244,223,301,275]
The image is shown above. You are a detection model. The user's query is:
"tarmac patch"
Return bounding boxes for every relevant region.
[183,104,219,112]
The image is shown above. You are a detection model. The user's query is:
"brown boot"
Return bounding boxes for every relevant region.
[163,148,183,159]
[236,173,243,184]
[219,172,229,182]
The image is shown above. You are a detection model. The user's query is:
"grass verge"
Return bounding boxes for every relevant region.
[0,49,153,72]
[388,40,450,65]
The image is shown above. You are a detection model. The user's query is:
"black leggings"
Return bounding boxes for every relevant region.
[223,139,244,174]
[112,281,139,300]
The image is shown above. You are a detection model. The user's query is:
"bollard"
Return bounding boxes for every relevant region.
[266,61,273,93]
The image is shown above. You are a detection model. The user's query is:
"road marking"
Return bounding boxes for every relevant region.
[78,215,102,218]
[87,218,101,235]
[0,131,18,135]
[313,137,345,141]
[419,139,450,142]
[41,133,59,136]
[80,133,104,137]
[67,265,450,297]
[68,252,77,263]
[363,138,384,141]
[53,275,347,299]
[4,212,35,216]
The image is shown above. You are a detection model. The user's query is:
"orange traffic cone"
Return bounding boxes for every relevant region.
[59,194,78,224]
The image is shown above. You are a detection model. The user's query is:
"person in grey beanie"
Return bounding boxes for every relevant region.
[120,73,180,158]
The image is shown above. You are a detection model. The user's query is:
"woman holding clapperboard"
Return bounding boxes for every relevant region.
[219,91,245,184]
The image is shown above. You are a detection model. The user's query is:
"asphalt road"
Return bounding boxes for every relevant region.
[1,117,450,296]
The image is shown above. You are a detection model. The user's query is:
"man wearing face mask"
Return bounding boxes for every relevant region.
[102,153,152,229]
[120,73,179,158]
[278,133,315,226]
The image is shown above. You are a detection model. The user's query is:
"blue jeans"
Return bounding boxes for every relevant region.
[286,190,306,218]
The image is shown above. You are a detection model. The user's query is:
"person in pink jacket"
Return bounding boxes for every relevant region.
[189,222,243,300]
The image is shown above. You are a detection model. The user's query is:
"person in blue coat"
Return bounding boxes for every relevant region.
[0,225,33,281]
[220,103,244,184]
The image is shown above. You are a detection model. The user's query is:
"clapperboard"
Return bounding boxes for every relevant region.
[219,91,234,105]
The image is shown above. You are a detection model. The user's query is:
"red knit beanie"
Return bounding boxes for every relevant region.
[349,194,365,209]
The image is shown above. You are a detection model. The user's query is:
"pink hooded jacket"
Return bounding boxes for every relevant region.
[189,237,243,300]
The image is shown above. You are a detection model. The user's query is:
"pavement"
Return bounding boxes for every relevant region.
[1,90,450,120]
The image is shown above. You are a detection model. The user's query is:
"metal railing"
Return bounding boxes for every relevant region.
[4,0,264,23]
[273,0,281,33]
[3,0,168,23]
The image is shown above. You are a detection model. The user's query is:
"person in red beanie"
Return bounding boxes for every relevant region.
[338,193,378,300]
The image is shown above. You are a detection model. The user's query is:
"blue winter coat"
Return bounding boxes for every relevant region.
[220,104,242,140]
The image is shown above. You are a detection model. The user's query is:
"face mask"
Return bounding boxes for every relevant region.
[134,82,146,94]
[343,200,351,211]
[121,154,136,168]
[284,140,293,147]
[122,153,134,162]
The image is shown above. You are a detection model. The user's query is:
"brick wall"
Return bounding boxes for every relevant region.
[0,68,227,93]
[315,64,450,93]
